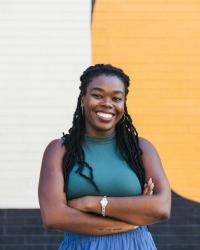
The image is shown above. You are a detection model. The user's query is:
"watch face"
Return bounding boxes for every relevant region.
[101,197,108,206]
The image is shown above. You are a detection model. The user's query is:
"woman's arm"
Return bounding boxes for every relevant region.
[69,137,171,226]
[38,139,137,235]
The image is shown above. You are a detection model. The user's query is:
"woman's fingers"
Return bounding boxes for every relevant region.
[143,178,155,196]
[148,178,152,185]
[143,184,148,195]
[143,183,148,195]
[149,183,154,195]
[148,181,154,195]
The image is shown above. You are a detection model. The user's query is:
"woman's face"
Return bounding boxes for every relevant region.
[81,74,126,136]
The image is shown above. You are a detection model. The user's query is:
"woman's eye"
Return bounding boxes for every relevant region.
[92,94,102,99]
[113,97,122,102]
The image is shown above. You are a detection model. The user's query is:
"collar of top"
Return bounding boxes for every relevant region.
[84,132,116,144]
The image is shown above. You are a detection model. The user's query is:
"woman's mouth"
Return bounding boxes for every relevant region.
[96,112,114,121]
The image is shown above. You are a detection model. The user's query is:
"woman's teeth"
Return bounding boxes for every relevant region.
[96,112,113,120]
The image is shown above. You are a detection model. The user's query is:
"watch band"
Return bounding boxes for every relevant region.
[102,202,106,217]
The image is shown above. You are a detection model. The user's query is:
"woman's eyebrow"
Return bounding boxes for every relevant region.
[90,87,103,92]
[91,87,124,94]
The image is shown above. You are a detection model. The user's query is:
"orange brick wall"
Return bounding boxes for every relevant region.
[92,0,200,202]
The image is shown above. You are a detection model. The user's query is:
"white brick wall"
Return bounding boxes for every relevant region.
[0,0,91,208]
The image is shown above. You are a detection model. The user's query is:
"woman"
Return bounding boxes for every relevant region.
[38,64,171,249]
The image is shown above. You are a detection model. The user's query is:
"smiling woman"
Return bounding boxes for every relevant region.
[38,64,171,250]
[82,75,125,136]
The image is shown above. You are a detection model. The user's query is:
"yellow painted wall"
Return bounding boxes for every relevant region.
[92,0,200,202]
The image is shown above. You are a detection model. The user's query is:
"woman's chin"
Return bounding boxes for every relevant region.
[89,124,115,135]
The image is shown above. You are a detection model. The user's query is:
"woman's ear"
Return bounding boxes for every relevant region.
[81,96,84,107]
[80,96,85,116]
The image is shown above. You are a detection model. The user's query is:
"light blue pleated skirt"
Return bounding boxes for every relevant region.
[58,226,157,250]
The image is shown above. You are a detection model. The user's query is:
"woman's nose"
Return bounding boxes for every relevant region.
[101,98,113,108]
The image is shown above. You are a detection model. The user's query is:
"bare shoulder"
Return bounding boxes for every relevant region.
[138,137,159,156]
[138,137,171,199]
[138,137,169,184]
[43,138,66,157]
[138,136,163,174]
[45,138,66,151]
[39,138,68,218]
[41,138,66,172]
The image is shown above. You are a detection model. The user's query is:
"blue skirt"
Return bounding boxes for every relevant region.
[58,226,157,250]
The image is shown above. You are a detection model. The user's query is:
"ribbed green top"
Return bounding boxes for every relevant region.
[67,133,142,199]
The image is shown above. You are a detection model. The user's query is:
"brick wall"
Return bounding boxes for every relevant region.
[151,192,200,249]
[1,192,200,249]
[92,0,200,203]
[0,209,63,250]
[0,0,91,208]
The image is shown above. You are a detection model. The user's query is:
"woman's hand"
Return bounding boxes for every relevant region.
[143,178,154,196]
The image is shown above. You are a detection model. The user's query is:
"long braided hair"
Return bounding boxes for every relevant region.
[62,64,145,196]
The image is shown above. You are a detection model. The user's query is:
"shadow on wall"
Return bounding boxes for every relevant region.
[150,191,200,249]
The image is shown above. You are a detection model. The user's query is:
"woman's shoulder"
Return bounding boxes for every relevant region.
[46,138,64,148]
[43,138,66,158]
[138,136,159,156]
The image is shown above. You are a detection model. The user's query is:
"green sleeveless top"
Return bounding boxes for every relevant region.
[67,133,142,200]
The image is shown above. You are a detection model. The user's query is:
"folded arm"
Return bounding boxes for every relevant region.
[68,137,171,226]
[38,139,137,235]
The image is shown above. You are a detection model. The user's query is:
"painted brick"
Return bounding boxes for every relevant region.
[0,0,91,208]
[5,247,45,250]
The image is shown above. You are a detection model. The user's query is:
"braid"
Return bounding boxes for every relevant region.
[116,104,145,189]
[62,64,145,197]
